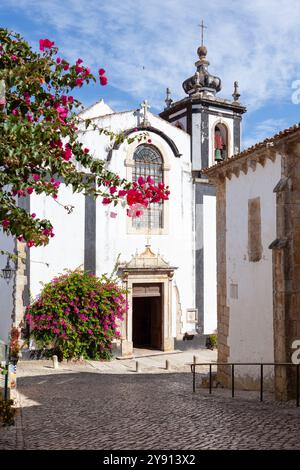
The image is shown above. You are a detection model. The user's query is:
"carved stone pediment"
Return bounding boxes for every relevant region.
[119,245,175,270]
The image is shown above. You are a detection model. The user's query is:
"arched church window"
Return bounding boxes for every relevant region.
[214,124,228,162]
[132,144,164,230]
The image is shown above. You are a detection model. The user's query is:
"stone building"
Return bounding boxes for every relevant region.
[203,124,300,399]
[0,38,245,358]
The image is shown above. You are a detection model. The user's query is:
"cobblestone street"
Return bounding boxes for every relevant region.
[1,355,300,450]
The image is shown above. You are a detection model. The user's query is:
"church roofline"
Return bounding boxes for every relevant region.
[78,108,190,137]
[78,108,137,122]
[160,94,246,119]
[202,122,300,180]
[108,125,183,159]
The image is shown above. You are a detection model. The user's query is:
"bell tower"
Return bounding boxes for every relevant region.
[159,29,246,340]
[160,38,246,170]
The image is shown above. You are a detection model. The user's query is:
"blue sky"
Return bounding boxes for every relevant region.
[2,0,300,149]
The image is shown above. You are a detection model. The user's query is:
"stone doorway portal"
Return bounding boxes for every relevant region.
[117,245,177,357]
[132,284,162,349]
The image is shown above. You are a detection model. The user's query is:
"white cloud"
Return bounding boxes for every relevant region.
[242,118,289,150]
[3,0,300,115]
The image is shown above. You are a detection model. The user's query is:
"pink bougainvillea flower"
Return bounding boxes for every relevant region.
[100,75,108,86]
[118,190,127,197]
[12,108,18,116]
[62,143,72,161]
[31,213,36,218]
[11,54,18,61]
[126,203,145,218]
[1,219,10,227]
[67,96,74,104]
[83,67,91,76]
[32,173,40,181]
[146,176,154,184]
[55,105,68,120]
[56,57,61,64]
[63,63,69,71]
[83,148,89,154]
[27,187,34,195]
[27,240,35,248]
[138,176,145,185]
[75,65,83,74]
[76,78,83,87]
[76,58,83,65]
[109,186,117,195]
[39,38,55,51]
[102,197,111,205]
[98,68,105,76]
[147,139,152,144]
[24,92,30,105]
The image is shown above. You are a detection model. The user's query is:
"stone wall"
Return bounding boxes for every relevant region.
[272,142,300,400]
[216,177,230,386]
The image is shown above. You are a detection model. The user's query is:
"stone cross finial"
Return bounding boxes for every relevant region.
[198,20,207,46]
[165,87,173,109]
[232,81,240,102]
[140,99,150,126]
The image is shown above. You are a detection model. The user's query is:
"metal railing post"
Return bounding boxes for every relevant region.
[209,364,212,394]
[296,364,299,408]
[192,364,195,393]
[231,364,235,397]
[4,344,9,401]
[260,364,263,402]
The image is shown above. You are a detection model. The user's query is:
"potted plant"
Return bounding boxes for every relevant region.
[9,327,20,365]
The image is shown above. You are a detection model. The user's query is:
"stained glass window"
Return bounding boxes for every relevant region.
[132,145,164,230]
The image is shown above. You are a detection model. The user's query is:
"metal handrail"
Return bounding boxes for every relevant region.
[190,362,300,407]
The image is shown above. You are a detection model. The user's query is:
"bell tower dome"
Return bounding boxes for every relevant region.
[160,31,246,172]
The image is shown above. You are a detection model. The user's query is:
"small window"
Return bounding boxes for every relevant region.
[248,197,262,262]
[132,145,164,230]
[230,284,238,299]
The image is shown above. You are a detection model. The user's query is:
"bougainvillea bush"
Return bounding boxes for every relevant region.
[0,28,170,250]
[25,271,127,361]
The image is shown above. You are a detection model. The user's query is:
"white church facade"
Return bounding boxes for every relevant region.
[0,39,245,357]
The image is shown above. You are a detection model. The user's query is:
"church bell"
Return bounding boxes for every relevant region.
[215,149,223,162]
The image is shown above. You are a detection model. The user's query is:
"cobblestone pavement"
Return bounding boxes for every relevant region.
[1,355,300,450]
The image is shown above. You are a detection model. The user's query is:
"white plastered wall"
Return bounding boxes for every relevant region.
[0,231,14,343]
[226,155,281,385]
[203,194,217,334]
[29,186,85,299]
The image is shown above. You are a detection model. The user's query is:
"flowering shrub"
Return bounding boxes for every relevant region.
[9,327,20,359]
[0,29,170,248]
[25,271,127,361]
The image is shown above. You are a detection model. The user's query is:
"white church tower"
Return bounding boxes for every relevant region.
[159,27,246,338]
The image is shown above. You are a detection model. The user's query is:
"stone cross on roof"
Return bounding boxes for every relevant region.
[140,99,150,127]
[198,19,207,46]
